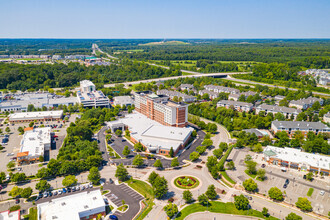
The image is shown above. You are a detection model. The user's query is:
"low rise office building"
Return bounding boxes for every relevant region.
[113,96,134,107]
[289,97,323,110]
[134,91,188,127]
[17,127,51,164]
[217,100,253,112]
[271,120,330,137]
[107,113,193,156]
[37,190,106,220]
[255,104,301,119]
[9,110,63,123]
[0,210,20,220]
[263,146,329,175]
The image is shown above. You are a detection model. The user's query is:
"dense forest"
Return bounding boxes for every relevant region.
[0,60,181,90]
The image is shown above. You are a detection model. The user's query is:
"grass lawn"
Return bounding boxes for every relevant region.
[245,170,257,179]
[175,201,279,220]
[307,188,314,197]
[102,190,109,195]
[220,171,236,185]
[256,177,265,182]
[126,179,155,220]
[23,207,37,220]
[117,204,128,212]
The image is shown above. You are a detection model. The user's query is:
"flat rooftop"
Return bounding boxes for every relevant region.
[80,80,95,88]
[107,112,193,151]
[0,210,20,220]
[20,127,51,157]
[9,110,63,121]
[37,190,105,220]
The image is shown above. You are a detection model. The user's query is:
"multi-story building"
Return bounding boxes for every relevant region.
[180,84,195,91]
[113,96,134,107]
[271,120,330,137]
[77,80,110,108]
[255,104,301,119]
[198,89,218,99]
[37,190,106,220]
[17,127,52,164]
[217,100,253,112]
[52,55,62,60]
[289,97,323,110]
[204,85,240,94]
[263,146,329,175]
[157,89,196,103]
[9,110,63,123]
[134,91,188,127]
[228,91,257,101]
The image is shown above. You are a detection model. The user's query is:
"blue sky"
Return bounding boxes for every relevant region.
[0,0,329,38]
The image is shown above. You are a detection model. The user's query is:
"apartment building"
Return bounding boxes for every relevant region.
[255,104,301,119]
[263,146,329,175]
[271,120,330,137]
[157,89,196,102]
[198,89,218,99]
[289,97,323,110]
[134,91,188,127]
[180,84,195,91]
[228,91,257,101]
[204,85,240,94]
[217,100,253,112]
[77,80,110,108]
[17,127,51,164]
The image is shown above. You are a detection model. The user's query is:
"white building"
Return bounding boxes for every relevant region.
[289,97,323,110]
[217,100,253,112]
[17,127,51,163]
[37,190,106,220]
[0,210,20,220]
[113,96,134,107]
[198,89,218,99]
[255,104,301,119]
[157,89,196,103]
[263,146,330,175]
[9,110,63,123]
[107,112,193,156]
[204,85,240,94]
[77,80,110,108]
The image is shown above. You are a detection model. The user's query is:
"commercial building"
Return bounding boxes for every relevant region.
[271,120,330,137]
[157,89,196,103]
[17,127,51,164]
[263,146,330,175]
[107,113,193,156]
[113,96,134,107]
[9,110,63,123]
[0,210,20,220]
[0,93,78,112]
[255,104,301,119]
[204,85,239,94]
[77,80,110,108]
[217,100,253,112]
[37,190,106,220]
[134,91,188,127]
[289,97,324,110]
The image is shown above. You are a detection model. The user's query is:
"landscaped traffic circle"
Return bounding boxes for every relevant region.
[174,176,200,189]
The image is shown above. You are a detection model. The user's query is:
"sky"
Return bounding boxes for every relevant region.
[0,0,329,39]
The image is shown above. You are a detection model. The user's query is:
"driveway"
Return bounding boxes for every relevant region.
[103,182,144,220]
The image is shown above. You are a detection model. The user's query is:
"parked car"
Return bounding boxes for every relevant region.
[320,190,325,196]
[81,185,85,190]
[89,183,93,188]
[285,179,289,184]
[53,191,58,196]
[244,195,252,200]
[48,192,53,197]
[261,164,266,168]
[43,192,48,198]
[71,187,76,192]
[283,184,287,189]
[58,189,63,195]
[109,215,118,220]
[62,188,67,193]
[67,188,71,193]
[109,178,113,184]
[15,199,20,204]
[303,175,306,179]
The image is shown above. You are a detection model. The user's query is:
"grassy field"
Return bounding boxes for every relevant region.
[245,170,257,179]
[220,171,236,185]
[140,40,189,46]
[307,188,314,197]
[175,201,279,220]
[23,207,37,220]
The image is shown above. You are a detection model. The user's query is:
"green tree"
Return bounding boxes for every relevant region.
[262,207,268,217]
[171,158,180,167]
[219,142,228,151]
[122,146,130,157]
[268,187,283,201]
[36,180,51,193]
[234,195,249,210]
[148,171,159,185]
[11,173,26,182]
[88,167,101,185]
[0,172,5,184]
[62,175,77,187]
[226,161,235,170]
[21,187,33,199]
[134,142,144,152]
[196,146,206,155]
[257,169,266,180]
[39,155,44,162]
[198,194,209,206]
[183,190,193,203]
[153,176,168,199]
[9,186,22,198]
[7,161,15,169]
[285,212,302,220]
[5,127,10,133]
[202,139,213,148]
[115,163,129,181]
[132,154,144,167]
[205,184,217,200]
[153,159,163,169]
[243,178,258,192]
[169,147,174,157]
[306,172,313,181]
[115,129,122,137]
[18,127,24,134]
[213,149,223,158]
[164,203,178,218]
[245,161,257,174]
[189,152,200,162]
[295,197,312,211]
[29,122,34,128]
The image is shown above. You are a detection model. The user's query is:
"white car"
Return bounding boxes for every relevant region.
[320,190,325,196]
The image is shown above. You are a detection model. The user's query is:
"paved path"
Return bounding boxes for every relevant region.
[185,212,260,220]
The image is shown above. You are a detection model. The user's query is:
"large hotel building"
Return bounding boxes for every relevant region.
[134,91,188,127]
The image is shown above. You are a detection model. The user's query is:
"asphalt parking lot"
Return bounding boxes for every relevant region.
[103,182,144,220]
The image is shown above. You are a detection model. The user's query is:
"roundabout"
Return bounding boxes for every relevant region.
[173,175,201,190]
